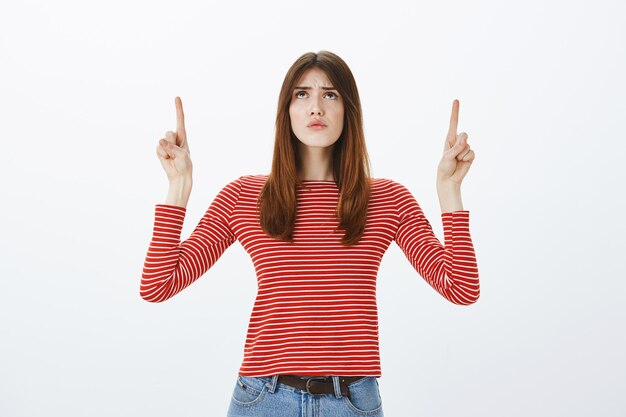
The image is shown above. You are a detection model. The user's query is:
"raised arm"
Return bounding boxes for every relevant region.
[142,96,242,302]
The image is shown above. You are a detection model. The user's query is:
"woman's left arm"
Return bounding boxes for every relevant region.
[393,98,479,305]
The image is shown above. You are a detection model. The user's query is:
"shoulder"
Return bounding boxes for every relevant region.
[240,174,269,187]
[223,174,269,195]
[369,177,411,195]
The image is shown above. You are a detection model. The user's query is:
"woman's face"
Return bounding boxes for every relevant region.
[289,67,344,149]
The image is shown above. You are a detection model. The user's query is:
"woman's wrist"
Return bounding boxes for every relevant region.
[165,176,193,208]
[436,180,463,213]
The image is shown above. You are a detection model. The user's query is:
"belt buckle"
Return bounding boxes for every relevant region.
[305,377,330,395]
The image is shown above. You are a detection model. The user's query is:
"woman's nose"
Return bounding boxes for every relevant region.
[309,96,324,115]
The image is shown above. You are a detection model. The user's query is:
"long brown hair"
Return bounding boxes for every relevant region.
[258,50,372,246]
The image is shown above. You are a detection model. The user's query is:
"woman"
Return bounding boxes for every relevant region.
[141,50,479,417]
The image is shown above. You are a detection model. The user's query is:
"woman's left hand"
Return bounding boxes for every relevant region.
[437,99,475,186]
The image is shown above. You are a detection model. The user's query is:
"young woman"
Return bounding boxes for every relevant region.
[141,50,479,417]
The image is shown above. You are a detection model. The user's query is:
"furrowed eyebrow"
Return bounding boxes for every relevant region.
[294,86,337,90]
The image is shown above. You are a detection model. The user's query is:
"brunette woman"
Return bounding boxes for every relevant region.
[142,50,479,417]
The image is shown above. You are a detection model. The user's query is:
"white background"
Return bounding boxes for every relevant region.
[1,0,625,416]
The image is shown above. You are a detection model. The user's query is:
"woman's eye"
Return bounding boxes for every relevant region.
[294,90,339,99]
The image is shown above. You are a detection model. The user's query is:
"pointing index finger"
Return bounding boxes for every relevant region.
[175,96,186,134]
[446,99,459,148]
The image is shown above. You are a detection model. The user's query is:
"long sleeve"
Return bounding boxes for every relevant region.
[392,181,480,305]
[140,177,243,302]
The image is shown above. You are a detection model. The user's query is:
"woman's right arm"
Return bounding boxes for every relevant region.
[140,96,240,302]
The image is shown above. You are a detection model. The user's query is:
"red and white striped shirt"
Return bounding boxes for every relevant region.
[141,174,479,377]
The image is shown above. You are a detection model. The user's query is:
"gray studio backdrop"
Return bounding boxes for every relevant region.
[1,0,624,416]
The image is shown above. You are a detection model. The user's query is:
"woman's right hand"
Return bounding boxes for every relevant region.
[156,96,193,182]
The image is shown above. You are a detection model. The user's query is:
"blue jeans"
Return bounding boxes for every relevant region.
[227,374,384,417]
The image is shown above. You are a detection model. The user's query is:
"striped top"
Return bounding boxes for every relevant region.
[141,174,479,377]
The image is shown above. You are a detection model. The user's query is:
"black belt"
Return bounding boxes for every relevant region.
[276,375,367,399]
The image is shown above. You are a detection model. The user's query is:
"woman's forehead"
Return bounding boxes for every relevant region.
[296,68,334,88]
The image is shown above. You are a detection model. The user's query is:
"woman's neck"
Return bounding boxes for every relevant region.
[297,143,335,181]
